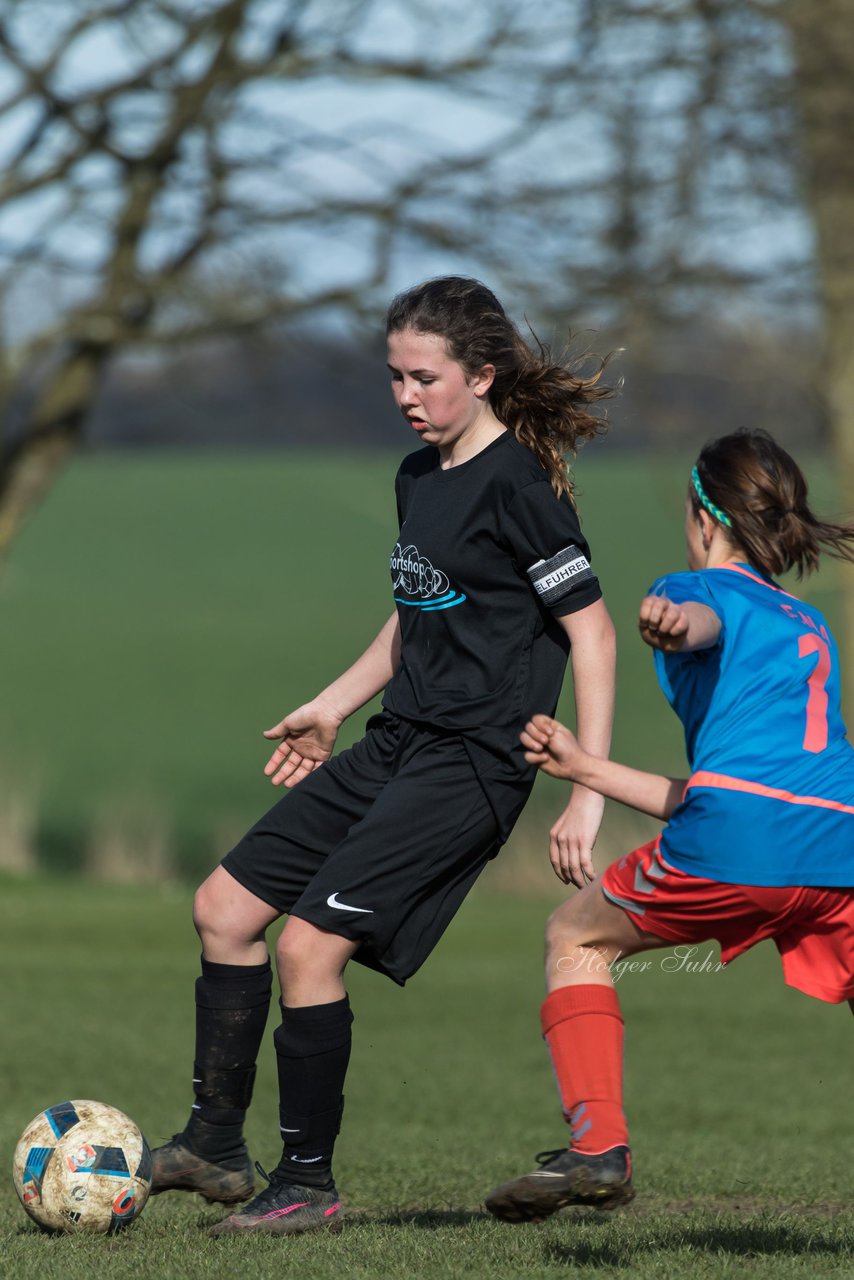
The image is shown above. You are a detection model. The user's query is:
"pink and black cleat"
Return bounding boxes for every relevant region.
[208,1164,344,1237]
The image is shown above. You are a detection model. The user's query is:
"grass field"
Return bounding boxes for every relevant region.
[2,874,854,1279]
[0,448,842,883]
[2,449,852,1275]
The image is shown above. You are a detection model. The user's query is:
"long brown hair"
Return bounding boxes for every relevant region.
[693,428,854,579]
[385,276,614,500]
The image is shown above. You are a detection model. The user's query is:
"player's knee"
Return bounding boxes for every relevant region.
[545,899,585,954]
[276,919,354,999]
[192,878,218,940]
[275,919,314,984]
[192,876,248,950]
[544,900,618,978]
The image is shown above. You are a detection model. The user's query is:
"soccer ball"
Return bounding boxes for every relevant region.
[12,1100,152,1234]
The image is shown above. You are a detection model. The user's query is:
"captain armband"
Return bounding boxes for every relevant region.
[527,544,598,608]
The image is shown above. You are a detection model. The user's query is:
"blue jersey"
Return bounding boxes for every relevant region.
[654,561,854,887]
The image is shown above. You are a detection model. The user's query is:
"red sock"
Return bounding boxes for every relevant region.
[541,984,628,1155]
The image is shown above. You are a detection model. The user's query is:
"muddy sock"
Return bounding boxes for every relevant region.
[183,957,272,1163]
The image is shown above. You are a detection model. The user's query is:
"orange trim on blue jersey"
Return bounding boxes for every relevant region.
[687,770,854,817]
[712,561,800,601]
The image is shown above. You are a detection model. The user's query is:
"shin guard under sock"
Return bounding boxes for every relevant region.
[184,957,272,1162]
[541,984,628,1155]
[273,996,353,1189]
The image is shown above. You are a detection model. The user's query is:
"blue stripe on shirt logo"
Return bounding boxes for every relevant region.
[394,592,467,610]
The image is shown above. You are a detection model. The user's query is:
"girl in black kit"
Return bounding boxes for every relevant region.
[151,276,617,1236]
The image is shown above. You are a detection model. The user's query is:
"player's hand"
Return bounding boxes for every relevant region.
[548,787,604,887]
[262,697,343,788]
[638,593,690,652]
[520,714,584,781]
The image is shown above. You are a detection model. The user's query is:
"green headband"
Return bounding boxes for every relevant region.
[691,466,732,528]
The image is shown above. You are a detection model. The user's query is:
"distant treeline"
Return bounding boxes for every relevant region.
[89,325,825,453]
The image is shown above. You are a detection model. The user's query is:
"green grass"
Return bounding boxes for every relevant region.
[1,453,851,1276]
[2,874,854,1278]
[0,449,842,881]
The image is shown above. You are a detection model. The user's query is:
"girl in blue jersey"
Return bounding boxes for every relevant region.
[486,427,854,1224]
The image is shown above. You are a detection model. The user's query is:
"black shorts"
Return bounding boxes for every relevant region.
[221,713,526,985]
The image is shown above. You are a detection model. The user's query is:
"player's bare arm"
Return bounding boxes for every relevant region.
[639,594,720,652]
[264,612,401,787]
[522,713,686,821]
[546,600,616,887]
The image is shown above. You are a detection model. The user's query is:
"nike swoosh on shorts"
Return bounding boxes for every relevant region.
[326,892,374,913]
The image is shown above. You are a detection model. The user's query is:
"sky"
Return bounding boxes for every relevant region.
[0,0,819,347]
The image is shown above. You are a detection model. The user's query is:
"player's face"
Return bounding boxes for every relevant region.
[387,328,495,454]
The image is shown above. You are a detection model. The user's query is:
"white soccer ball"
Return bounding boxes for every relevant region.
[12,1100,152,1233]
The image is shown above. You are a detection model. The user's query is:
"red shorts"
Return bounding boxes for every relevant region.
[601,838,854,1004]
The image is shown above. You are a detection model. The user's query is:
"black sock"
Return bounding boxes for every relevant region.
[184,957,272,1163]
[273,996,353,1189]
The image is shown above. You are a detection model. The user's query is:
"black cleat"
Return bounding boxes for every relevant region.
[485,1145,634,1223]
[208,1164,345,1237]
[150,1134,254,1204]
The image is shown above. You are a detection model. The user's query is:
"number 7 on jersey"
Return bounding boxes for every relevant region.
[798,633,830,753]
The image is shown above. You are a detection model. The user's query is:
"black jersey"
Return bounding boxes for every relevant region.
[382,431,601,824]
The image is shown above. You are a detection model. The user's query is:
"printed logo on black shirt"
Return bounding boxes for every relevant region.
[391,542,467,612]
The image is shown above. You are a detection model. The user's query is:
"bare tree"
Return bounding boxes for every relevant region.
[572,0,854,660]
[576,0,854,682]
[0,0,584,550]
[3,0,852,582]
[785,0,854,638]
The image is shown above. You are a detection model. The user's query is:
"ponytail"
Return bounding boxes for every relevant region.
[693,428,854,579]
[385,276,615,500]
[490,330,612,500]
